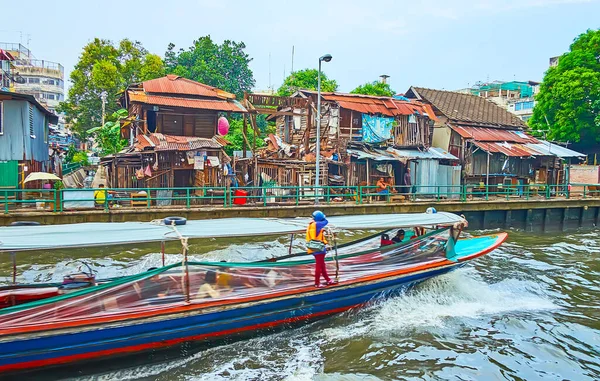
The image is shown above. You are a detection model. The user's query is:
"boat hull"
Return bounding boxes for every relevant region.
[0,232,506,377]
[0,263,460,376]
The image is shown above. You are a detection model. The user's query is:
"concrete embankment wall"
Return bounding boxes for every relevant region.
[1,199,599,232]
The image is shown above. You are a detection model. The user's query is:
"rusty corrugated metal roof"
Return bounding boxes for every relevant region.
[450,125,539,143]
[142,75,236,99]
[473,141,550,157]
[320,93,434,119]
[128,91,246,113]
[135,133,227,152]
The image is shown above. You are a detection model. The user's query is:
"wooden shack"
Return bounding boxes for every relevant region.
[103,75,245,195]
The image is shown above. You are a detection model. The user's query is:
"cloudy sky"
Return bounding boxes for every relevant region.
[2,0,599,95]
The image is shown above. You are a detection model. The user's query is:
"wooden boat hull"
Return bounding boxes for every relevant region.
[0,233,506,376]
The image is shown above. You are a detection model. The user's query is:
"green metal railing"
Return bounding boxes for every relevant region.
[1,183,598,214]
[62,162,83,176]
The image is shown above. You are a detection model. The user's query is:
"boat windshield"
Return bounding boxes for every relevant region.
[0,228,452,333]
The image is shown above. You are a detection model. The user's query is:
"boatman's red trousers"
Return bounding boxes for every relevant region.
[313,253,331,286]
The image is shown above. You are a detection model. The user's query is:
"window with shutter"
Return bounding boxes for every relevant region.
[194,114,217,138]
[162,115,183,135]
[44,116,48,143]
[29,104,35,138]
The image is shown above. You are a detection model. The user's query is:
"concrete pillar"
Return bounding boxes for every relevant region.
[525,209,533,232]
[504,210,512,229]
[543,208,551,232]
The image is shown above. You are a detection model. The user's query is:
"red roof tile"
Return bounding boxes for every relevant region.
[450,126,539,143]
[128,91,246,113]
[142,75,236,99]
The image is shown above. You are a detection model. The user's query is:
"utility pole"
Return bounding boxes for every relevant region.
[100,91,108,126]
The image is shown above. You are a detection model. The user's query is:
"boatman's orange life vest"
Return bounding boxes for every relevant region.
[306,221,328,254]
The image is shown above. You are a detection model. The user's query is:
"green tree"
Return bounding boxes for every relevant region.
[58,38,165,137]
[165,36,255,98]
[222,116,273,156]
[277,69,338,97]
[351,81,395,97]
[530,29,600,142]
[87,109,130,156]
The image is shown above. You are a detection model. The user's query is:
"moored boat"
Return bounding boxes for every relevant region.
[0,212,506,376]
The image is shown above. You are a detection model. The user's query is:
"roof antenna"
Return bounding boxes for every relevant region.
[268,52,272,91]
[291,45,294,73]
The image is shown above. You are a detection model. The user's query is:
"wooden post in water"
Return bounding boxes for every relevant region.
[11,252,16,285]
[161,241,165,267]
[288,234,294,256]
[183,242,190,303]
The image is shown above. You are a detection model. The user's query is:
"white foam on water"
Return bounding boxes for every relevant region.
[323,268,558,341]
[83,334,326,381]
[184,337,325,381]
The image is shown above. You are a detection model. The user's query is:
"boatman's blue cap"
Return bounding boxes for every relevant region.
[312,210,326,221]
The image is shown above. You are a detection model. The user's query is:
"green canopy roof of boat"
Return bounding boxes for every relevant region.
[0,212,464,252]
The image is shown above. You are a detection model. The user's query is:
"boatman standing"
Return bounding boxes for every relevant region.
[306,211,336,288]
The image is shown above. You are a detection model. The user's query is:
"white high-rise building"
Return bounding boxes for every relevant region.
[0,42,64,113]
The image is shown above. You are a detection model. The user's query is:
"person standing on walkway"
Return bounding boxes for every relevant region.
[404,167,413,196]
[306,211,336,288]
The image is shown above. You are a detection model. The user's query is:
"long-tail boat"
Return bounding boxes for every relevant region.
[0,212,506,376]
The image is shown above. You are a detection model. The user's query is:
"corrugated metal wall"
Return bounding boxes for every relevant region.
[411,160,462,198]
[0,100,48,162]
[0,160,18,187]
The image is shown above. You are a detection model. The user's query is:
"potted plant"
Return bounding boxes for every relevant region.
[53,180,65,210]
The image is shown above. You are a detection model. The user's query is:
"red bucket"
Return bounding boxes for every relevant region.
[233,189,248,205]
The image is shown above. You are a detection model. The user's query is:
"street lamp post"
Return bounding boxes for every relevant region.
[315,54,332,205]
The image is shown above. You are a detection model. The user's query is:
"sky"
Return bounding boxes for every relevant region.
[1,0,599,95]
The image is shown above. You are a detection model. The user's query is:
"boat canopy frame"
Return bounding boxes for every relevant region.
[0,213,465,253]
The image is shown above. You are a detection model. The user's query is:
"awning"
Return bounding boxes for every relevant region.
[387,147,458,160]
[348,147,457,161]
[347,148,394,161]
[473,141,552,157]
[0,213,465,252]
[525,140,586,159]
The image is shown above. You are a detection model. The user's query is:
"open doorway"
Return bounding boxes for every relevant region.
[174,169,194,188]
[147,111,157,133]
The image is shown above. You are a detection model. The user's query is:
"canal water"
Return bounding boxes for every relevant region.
[2,229,599,381]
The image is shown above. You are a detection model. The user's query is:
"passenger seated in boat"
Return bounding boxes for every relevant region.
[140,268,172,300]
[196,270,220,299]
[380,233,394,247]
[410,227,425,240]
[216,260,232,289]
[392,229,405,243]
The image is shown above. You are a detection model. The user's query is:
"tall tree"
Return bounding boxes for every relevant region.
[165,36,255,98]
[277,69,338,97]
[530,29,600,142]
[58,38,165,136]
[351,81,395,97]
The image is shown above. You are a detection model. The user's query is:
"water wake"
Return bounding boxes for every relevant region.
[323,268,558,341]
